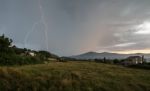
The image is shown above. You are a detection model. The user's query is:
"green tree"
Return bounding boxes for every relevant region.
[0,34,14,53]
[0,34,12,48]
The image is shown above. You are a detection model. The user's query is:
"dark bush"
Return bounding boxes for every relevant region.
[128,64,150,70]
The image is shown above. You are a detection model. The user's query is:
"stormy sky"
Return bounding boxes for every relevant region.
[0,0,150,56]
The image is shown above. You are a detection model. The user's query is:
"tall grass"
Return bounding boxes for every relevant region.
[0,61,149,91]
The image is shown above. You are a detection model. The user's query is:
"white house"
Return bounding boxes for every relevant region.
[123,56,144,66]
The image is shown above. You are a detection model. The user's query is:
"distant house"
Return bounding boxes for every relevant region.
[23,51,36,57]
[28,52,36,57]
[123,56,144,66]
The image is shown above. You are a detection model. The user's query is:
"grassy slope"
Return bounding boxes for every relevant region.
[0,61,150,91]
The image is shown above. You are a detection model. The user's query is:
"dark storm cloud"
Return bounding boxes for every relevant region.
[0,0,150,56]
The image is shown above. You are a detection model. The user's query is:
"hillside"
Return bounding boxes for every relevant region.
[0,34,59,66]
[0,61,150,91]
[70,52,150,60]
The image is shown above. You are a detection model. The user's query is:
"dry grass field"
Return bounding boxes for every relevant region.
[0,61,150,91]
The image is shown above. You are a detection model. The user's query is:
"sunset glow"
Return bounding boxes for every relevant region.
[112,49,150,54]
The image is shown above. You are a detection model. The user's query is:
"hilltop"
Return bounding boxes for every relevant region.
[70,51,150,61]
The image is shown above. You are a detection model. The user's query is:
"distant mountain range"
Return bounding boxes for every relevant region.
[70,52,150,61]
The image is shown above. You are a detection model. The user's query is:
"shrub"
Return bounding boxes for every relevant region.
[0,53,43,66]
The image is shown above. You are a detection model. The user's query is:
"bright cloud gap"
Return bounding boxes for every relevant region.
[134,21,150,34]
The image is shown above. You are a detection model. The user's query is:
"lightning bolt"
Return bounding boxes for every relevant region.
[24,0,49,51]
[24,22,39,48]
[38,0,49,51]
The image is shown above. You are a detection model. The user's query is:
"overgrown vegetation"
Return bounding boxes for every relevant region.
[0,61,149,91]
[0,34,59,65]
